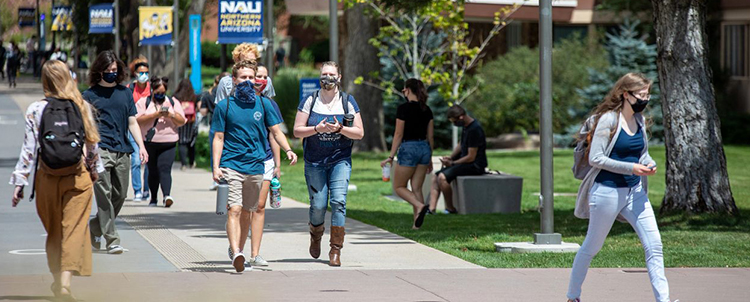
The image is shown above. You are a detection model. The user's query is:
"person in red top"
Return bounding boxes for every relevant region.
[174,79,200,170]
[127,59,151,201]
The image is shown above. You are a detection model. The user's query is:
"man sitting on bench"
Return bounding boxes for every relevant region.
[428,105,488,214]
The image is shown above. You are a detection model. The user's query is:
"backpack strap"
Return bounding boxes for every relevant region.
[339,91,350,115]
[29,97,54,201]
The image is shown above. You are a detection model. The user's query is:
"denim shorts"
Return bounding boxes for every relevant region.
[397,140,431,167]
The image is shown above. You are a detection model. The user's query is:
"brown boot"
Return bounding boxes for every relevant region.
[309,223,325,259]
[329,226,345,267]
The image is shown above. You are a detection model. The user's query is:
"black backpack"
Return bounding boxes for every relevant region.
[38,97,86,169]
[30,98,86,200]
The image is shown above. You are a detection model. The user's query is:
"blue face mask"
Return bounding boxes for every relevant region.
[153,93,166,101]
[102,72,118,84]
[235,80,257,103]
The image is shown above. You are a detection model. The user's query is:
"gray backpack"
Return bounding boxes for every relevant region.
[572,115,596,180]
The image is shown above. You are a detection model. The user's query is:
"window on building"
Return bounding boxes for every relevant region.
[724,24,748,78]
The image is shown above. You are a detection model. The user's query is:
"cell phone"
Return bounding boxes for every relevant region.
[649,164,657,170]
[160,106,169,112]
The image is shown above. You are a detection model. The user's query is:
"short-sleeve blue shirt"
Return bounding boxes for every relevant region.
[212,95,282,175]
[264,100,284,161]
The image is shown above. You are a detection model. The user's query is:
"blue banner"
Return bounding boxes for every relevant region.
[18,8,36,27]
[89,4,114,34]
[218,0,264,44]
[300,78,321,102]
[189,15,203,92]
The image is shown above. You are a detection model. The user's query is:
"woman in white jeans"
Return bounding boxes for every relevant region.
[568,73,673,302]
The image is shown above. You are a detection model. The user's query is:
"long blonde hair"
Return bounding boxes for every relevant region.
[579,72,652,159]
[41,60,100,144]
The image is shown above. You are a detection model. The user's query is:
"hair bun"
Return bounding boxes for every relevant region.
[162,77,169,83]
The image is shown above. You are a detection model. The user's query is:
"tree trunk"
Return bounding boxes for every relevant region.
[650,0,737,215]
[343,4,386,152]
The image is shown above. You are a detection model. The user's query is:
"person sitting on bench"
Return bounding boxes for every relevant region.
[428,105,487,214]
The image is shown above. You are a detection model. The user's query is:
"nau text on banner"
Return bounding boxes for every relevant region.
[89,3,114,34]
[18,8,36,27]
[218,0,264,44]
[139,6,174,46]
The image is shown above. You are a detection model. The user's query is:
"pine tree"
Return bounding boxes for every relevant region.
[577,19,663,142]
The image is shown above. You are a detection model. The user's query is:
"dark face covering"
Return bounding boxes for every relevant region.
[452,117,465,127]
[235,80,257,103]
[320,75,338,91]
[102,72,118,84]
[628,91,649,113]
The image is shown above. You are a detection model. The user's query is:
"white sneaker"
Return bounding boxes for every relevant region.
[134,192,143,201]
[91,235,102,251]
[232,252,246,272]
[248,255,268,266]
[209,182,218,191]
[107,245,124,254]
[164,196,174,208]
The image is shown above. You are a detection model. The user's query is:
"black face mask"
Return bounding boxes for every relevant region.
[153,93,166,101]
[628,92,649,113]
[452,119,465,127]
[102,72,118,84]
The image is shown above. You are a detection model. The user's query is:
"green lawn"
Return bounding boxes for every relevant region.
[277,146,750,268]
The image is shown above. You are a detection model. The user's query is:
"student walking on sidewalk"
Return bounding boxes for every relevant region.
[10,60,105,301]
[381,78,433,229]
[136,76,186,207]
[567,73,672,302]
[212,61,297,273]
[174,79,199,170]
[239,64,284,267]
[293,61,364,266]
[127,57,151,201]
[83,50,149,254]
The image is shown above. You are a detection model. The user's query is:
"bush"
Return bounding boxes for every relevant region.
[273,66,321,124]
[201,42,235,68]
[468,35,609,139]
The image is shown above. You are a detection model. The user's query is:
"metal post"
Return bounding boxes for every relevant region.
[51,0,56,51]
[147,0,152,65]
[534,0,561,245]
[329,0,338,63]
[173,0,179,85]
[220,44,227,71]
[114,0,120,57]
[266,0,274,78]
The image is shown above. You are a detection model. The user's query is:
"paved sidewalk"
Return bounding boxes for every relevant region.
[119,167,482,272]
[1,268,749,301]
[2,76,750,301]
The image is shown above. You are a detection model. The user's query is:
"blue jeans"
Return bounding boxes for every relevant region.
[568,182,669,302]
[128,133,149,195]
[305,159,352,227]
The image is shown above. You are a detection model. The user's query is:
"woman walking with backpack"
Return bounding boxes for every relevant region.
[293,61,364,266]
[567,73,673,302]
[136,76,186,207]
[10,60,104,301]
[380,78,433,229]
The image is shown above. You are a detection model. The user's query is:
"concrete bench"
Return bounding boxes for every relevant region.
[451,174,523,214]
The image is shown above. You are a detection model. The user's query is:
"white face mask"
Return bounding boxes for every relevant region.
[137,73,149,83]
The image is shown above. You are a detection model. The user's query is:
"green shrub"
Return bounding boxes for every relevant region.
[468,35,609,138]
[273,66,320,124]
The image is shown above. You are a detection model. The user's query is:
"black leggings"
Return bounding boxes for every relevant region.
[178,144,195,167]
[145,142,177,203]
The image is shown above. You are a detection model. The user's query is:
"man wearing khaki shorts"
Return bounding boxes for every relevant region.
[211,60,297,272]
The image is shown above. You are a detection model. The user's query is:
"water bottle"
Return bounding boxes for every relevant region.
[382,163,391,182]
[216,179,229,215]
[270,177,282,208]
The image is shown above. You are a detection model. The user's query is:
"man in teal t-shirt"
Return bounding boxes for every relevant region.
[211,61,298,273]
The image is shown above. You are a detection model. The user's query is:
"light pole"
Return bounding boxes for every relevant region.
[173,0,179,85]
[266,0,274,78]
[494,0,579,253]
[329,0,338,63]
[147,0,152,65]
[114,0,120,57]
